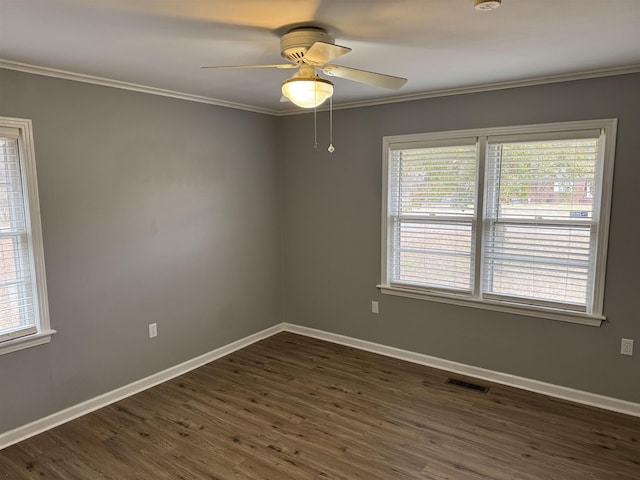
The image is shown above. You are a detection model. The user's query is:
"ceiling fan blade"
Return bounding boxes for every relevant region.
[322,65,407,90]
[303,42,351,66]
[200,64,297,70]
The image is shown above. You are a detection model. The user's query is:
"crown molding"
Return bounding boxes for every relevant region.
[0,59,279,116]
[280,64,640,115]
[2,59,639,117]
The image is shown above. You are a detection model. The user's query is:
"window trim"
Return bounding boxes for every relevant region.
[0,116,54,355]
[379,119,617,327]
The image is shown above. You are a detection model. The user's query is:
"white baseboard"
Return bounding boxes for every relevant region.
[0,324,285,450]
[3,321,638,450]
[282,323,640,418]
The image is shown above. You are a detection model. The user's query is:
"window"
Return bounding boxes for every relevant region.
[380,120,617,325]
[0,117,53,355]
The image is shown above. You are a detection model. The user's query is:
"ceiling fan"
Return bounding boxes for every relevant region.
[201,27,408,108]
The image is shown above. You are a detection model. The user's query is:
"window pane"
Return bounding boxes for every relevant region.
[484,136,599,309]
[0,138,26,233]
[487,139,598,221]
[392,221,472,291]
[483,223,590,307]
[391,145,477,217]
[0,136,34,334]
[388,143,477,292]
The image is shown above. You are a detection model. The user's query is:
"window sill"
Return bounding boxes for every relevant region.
[377,285,604,327]
[0,329,57,356]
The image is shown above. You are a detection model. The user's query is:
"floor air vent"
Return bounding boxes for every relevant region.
[446,377,489,393]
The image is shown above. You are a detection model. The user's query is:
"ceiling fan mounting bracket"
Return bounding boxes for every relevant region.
[280,28,334,64]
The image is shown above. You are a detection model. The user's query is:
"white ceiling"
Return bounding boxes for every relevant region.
[1,0,639,114]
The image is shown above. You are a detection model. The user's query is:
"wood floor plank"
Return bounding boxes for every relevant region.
[2,332,639,479]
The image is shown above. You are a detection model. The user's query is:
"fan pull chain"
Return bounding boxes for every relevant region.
[313,82,318,148]
[328,95,335,153]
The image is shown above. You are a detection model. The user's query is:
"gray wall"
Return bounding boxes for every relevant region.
[0,69,282,433]
[280,73,640,403]
[1,69,639,436]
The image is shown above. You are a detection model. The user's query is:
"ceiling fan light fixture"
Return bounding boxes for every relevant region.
[281,76,334,109]
[474,0,501,11]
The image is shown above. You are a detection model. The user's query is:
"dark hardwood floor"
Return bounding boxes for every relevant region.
[1,332,639,479]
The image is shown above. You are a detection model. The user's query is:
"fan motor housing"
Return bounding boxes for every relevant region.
[280,28,334,63]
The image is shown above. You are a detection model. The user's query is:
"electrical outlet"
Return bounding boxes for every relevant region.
[371,301,379,314]
[149,323,158,338]
[621,338,634,356]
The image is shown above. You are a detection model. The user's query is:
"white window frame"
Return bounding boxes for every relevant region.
[0,116,54,355]
[379,119,617,326]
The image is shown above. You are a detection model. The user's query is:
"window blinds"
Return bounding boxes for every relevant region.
[382,120,614,321]
[388,142,477,292]
[0,133,37,342]
[483,134,600,311]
